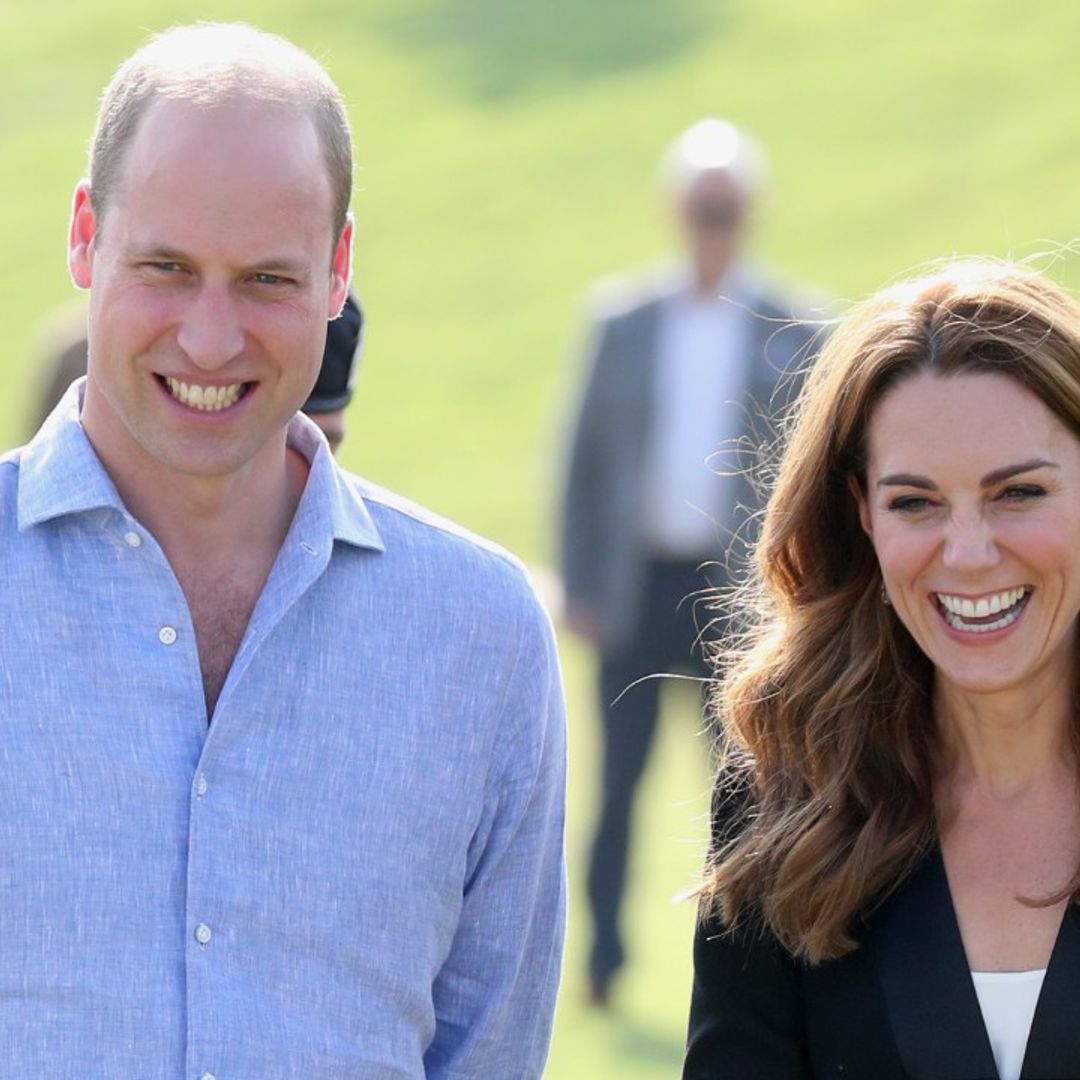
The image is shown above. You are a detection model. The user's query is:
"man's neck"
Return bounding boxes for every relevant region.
[125,446,308,579]
[691,255,738,299]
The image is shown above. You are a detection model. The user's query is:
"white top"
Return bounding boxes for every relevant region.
[640,271,752,558]
[971,968,1046,1080]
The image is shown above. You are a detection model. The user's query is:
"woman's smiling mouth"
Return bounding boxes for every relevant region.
[934,587,1031,633]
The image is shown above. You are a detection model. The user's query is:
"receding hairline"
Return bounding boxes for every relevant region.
[89,22,353,237]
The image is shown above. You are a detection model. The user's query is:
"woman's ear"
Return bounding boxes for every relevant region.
[847,474,873,539]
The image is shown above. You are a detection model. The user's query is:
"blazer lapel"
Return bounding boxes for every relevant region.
[1021,902,1080,1078]
[871,848,999,1079]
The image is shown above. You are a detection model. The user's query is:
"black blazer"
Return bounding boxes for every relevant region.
[684,847,1080,1078]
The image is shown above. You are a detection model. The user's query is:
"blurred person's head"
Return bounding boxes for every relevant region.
[88,22,353,243]
[26,303,90,439]
[662,118,765,293]
[303,291,364,454]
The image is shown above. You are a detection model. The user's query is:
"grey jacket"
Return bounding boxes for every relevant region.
[558,266,819,653]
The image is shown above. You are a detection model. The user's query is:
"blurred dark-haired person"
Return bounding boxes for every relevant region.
[686,259,1080,1079]
[27,291,364,457]
[559,117,817,1004]
[302,289,362,453]
[0,22,565,1078]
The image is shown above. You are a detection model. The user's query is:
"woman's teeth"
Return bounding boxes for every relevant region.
[936,587,1029,632]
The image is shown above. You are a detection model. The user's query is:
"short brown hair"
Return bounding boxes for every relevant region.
[89,22,353,241]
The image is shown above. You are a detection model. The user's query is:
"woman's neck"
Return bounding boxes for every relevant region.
[934,675,1076,800]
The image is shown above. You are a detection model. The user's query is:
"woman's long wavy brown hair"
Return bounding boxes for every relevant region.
[701,257,1080,963]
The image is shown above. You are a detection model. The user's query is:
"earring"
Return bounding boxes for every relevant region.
[880,584,891,606]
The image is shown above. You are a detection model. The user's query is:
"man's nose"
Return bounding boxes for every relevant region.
[176,285,245,371]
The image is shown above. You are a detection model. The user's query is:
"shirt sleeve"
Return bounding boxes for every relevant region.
[423,589,567,1080]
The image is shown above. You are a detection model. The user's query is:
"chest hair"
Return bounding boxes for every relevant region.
[186,575,260,720]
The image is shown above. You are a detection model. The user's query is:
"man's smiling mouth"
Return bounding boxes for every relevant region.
[934,587,1031,633]
[161,376,248,411]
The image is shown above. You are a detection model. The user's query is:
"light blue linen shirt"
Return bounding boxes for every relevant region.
[0,383,567,1079]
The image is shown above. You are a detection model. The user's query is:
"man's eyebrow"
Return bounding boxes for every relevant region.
[876,459,1059,490]
[248,256,313,275]
[120,246,314,276]
[123,244,189,261]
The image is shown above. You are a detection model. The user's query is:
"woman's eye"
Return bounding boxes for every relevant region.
[887,495,933,513]
[998,484,1046,502]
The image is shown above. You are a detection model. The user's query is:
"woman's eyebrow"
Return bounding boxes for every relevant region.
[980,458,1058,486]
[876,459,1058,490]
[876,473,935,489]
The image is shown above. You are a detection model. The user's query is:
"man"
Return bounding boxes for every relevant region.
[559,118,817,1004]
[1,23,565,1077]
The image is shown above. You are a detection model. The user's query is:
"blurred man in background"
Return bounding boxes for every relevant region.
[0,22,565,1077]
[559,118,817,1005]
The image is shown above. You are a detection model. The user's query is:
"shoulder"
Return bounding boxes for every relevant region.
[346,473,546,621]
[740,277,829,393]
[583,260,682,325]
[743,264,829,324]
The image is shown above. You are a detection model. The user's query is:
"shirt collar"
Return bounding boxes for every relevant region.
[17,378,124,529]
[285,412,384,553]
[17,377,385,554]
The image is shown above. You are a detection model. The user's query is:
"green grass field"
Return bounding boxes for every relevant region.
[6,2,1080,1075]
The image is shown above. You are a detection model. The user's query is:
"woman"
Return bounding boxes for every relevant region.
[685,258,1080,1079]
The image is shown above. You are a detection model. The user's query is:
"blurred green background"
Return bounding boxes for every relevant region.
[6,2,1080,1075]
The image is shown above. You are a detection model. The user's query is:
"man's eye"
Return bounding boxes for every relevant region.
[147,262,183,273]
[252,273,289,286]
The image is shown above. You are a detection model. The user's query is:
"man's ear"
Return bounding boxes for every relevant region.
[848,473,873,538]
[327,216,353,318]
[68,182,97,290]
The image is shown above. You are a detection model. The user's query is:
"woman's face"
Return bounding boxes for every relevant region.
[854,369,1080,699]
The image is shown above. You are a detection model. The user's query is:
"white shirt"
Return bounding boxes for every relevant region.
[640,270,754,558]
[971,968,1046,1080]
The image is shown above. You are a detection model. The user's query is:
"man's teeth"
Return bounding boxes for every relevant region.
[165,377,244,411]
[936,587,1028,632]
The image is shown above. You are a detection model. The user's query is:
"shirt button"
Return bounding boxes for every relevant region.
[194,923,212,946]
[124,531,142,548]
[158,626,178,646]
[195,775,209,798]
[201,1073,217,1080]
